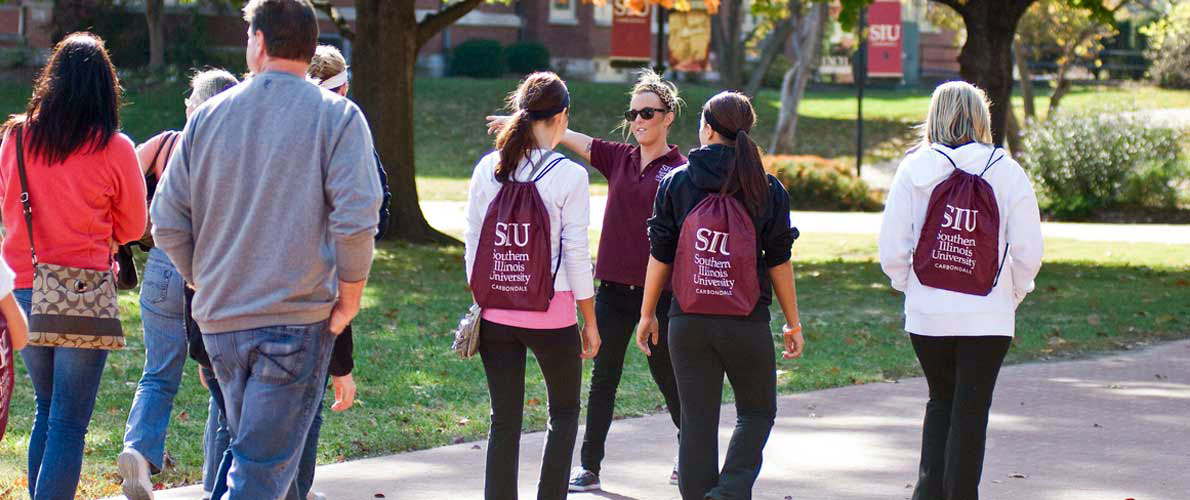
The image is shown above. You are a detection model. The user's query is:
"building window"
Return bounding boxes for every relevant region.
[594,1,612,26]
[550,0,577,25]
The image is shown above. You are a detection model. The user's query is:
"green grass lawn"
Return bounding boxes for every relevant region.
[0,232,1185,499]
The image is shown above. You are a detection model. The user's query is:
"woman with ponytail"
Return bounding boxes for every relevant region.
[490,69,688,491]
[635,91,805,500]
[464,71,600,499]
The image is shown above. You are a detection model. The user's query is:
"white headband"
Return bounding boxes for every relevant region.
[312,70,349,90]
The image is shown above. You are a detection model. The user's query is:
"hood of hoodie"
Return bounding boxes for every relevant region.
[686,144,736,192]
[904,142,1004,189]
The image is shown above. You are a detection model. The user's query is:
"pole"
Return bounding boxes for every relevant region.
[856,6,867,178]
[655,6,668,73]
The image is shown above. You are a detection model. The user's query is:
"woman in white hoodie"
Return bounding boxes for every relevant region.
[878,81,1043,500]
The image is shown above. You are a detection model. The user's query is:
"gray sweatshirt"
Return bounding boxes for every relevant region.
[151,70,381,334]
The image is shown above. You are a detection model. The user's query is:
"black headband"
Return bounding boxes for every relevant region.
[526,93,570,120]
[702,110,742,141]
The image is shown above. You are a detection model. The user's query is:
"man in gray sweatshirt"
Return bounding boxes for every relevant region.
[150,1,381,497]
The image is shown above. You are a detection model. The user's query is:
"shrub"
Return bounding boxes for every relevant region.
[764,155,884,211]
[449,39,505,78]
[505,42,551,75]
[1021,113,1189,219]
[1142,3,1190,89]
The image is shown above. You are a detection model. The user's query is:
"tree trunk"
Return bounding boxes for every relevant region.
[1005,105,1025,158]
[354,0,456,244]
[956,1,1033,147]
[1013,38,1035,123]
[743,10,798,98]
[769,2,826,154]
[146,0,165,69]
[712,0,746,90]
[1047,25,1097,118]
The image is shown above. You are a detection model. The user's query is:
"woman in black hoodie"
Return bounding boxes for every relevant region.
[635,91,805,500]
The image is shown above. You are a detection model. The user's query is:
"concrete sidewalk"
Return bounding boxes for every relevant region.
[422,198,1190,245]
[128,339,1190,500]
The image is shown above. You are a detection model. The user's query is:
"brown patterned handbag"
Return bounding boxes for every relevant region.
[13,127,124,349]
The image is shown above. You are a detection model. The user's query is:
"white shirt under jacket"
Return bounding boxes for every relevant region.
[464,148,596,301]
[878,142,1044,337]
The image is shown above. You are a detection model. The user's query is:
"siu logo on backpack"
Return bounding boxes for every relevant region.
[913,147,1009,296]
[470,154,565,311]
[673,185,760,316]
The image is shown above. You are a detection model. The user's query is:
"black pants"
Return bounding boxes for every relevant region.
[669,315,776,500]
[580,282,681,474]
[480,320,583,500]
[910,334,1012,500]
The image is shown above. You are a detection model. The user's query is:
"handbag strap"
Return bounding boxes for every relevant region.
[13,127,37,266]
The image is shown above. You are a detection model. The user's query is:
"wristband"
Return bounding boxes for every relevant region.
[782,322,802,335]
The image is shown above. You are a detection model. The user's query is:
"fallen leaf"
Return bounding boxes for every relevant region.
[526,398,541,406]
[1092,423,1103,428]
[471,444,482,450]
[1155,374,1168,380]
[1009,473,1028,479]
[375,494,386,498]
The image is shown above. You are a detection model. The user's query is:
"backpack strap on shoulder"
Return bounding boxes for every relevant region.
[979,147,1004,177]
[930,146,958,170]
[533,154,566,182]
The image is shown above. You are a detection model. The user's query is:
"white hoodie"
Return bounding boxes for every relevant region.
[878,142,1044,337]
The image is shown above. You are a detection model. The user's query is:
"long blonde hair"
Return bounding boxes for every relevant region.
[920,81,993,147]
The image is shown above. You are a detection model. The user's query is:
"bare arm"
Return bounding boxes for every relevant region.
[768,261,804,359]
[635,256,673,356]
[577,297,600,359]
[1,293,28,351]
[485,115,595,162]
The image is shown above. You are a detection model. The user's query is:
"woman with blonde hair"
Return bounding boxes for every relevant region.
[878,81,1043,500]
[488,69,688,491]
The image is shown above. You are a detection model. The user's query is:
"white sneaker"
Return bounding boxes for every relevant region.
[670,451,680,485]
[308,493,327,500]
[201,491,212,500]
[117,448,155,500]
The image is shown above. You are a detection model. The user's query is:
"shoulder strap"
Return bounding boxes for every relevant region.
[930,147,958,170]
[979,147,1003,177]
[532,154,566,182]
[151,131,181,179]
[13,127,37,265]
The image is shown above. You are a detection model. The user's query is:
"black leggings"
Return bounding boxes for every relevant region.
[480,320,582,500]
[580,282,681,474]
[669,315,776,500]
[910,334,1012,500]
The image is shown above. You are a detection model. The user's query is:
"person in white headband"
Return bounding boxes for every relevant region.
[309,44,351,96]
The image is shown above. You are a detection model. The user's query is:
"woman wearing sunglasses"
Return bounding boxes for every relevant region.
[486,69,686,492]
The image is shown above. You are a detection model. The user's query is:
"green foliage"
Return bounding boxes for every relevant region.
[1021,113,1189,219]
[504,42,551,75]
[50,0,215,69]
[449,39,505,79]
[1141,2,1190,89]
[765,155,883,211]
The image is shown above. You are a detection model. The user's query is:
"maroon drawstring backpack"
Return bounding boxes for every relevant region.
[672,170,761,316]
[470,154,566,311]
[912,147,1009,296]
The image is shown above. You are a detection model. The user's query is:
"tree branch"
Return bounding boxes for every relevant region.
[311,0,355,41]
[418,0,485,50]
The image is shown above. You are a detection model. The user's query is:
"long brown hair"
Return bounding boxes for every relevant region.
[494,72,569,182]
[6,32,121,165]
[702,91,768,216]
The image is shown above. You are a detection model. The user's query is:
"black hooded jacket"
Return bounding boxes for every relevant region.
[648,144,798,321]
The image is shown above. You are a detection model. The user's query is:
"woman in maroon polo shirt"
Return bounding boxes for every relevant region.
[486,69,686,491]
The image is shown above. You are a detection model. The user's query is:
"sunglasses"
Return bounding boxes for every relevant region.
[624,107,669,121]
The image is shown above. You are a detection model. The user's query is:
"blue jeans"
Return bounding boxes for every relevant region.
[15,288,110,500]
[204,322,334,500]
[123,248,188,471]
[202,366,232,494]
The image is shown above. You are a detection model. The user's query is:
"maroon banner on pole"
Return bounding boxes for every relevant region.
[611,0,652,62]
[867,0,903,78]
